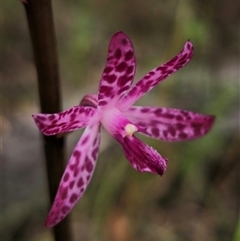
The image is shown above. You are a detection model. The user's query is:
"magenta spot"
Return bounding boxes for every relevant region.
[126,65,134,74]
[86,175,90,181]
[73,108,79,114]
[141,108,150,113]
[69,180,75,189]
[191,122,202,128]
[80,188,84,193]
[37,116,46,121]
[69,164,75,171]
[69,120,80,127]
[104,74,117,83]
[70,113,76,121]
[60,187,68,200]
[125,50,133,61]
[154,109,163,116]
[73,150,81,159]
[61,111,67,118]
[162,113,174,119]
[38,123,45,129]
[176,123,185,130]
[114,48,122,59]
[93,137,98,147]
[100,85,113,97]
[151,127,160,136]
[176,115,183,121]
[144,75,151,79]
[73,168,79,178]
[75,157,80,166]
[179,132,187,139]
[86,161,94,172]
[69,193,78,203]
[92,147,98,160]
[51,128,60,134]
[57,122,67,128]
[116,62,127,72]
[79,108,84,114]
[67,108,73,114]
[182,111,190,118]
[179,54,187,61]
[163,130,168,138]
[48,115,56,121]
[138,121,147,126]
[104,66,113,74]
[99,100,107,106]
[118,85,130,95]
[168,126,176,136]
[175,63,186,69]
[77,177,84,187]
[121,38,127,45]
[82,135,89,145]
[127,74,134,81]
[149,71,155,76]
[117,75,128,87]
[61,205,70,214]
[167,56,178,66]
[63,172,70,182]
[156,66,168,72]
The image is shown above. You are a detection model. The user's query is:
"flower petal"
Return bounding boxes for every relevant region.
[119,135,168,176]
[45,123,101,227]
[118,41,194,110]
[124,106,215,141]
[32,106,100,136]
[98,31,136,109]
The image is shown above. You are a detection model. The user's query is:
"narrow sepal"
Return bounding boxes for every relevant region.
[118,41,194,110]
[124,106,215,141]
[32,106,100,136]
[98,31,136,109]
[45,123,101,227]
[119,135,168,176]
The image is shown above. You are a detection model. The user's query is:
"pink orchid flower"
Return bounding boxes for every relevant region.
[32,32,215,227]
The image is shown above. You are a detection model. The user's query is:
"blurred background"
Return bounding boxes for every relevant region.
[2,0,239,240]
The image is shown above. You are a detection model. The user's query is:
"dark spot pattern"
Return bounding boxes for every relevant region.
[32,106,98,136]
[44,124,101,228]
[124,106,214,142]
[60,187,68,200]
[98,32,135,108]
[62,205,70,214]
[86,160,94,172]
[77,177,84,188]
[82,135,89,145]
[69,193,78,203]
[121,135,167,176]
[63,173,70,182]
[38,33,214,229]
[119,40,194,108]
[69,181,75,189]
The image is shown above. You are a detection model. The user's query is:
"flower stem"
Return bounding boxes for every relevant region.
[23,1,72,240]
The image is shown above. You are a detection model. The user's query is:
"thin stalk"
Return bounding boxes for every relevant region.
[23,1,72,240]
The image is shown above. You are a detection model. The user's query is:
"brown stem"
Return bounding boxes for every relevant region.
[23,1,72,240]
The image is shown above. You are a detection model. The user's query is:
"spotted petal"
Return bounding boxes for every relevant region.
[118,41,194,110]
[98,31,136,109]
[117,135,167,175]
[45,123,101,227]
[124,106,215,141]
[32,106,100,136]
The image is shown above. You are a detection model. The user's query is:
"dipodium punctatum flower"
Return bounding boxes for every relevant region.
[32,32,215,227]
